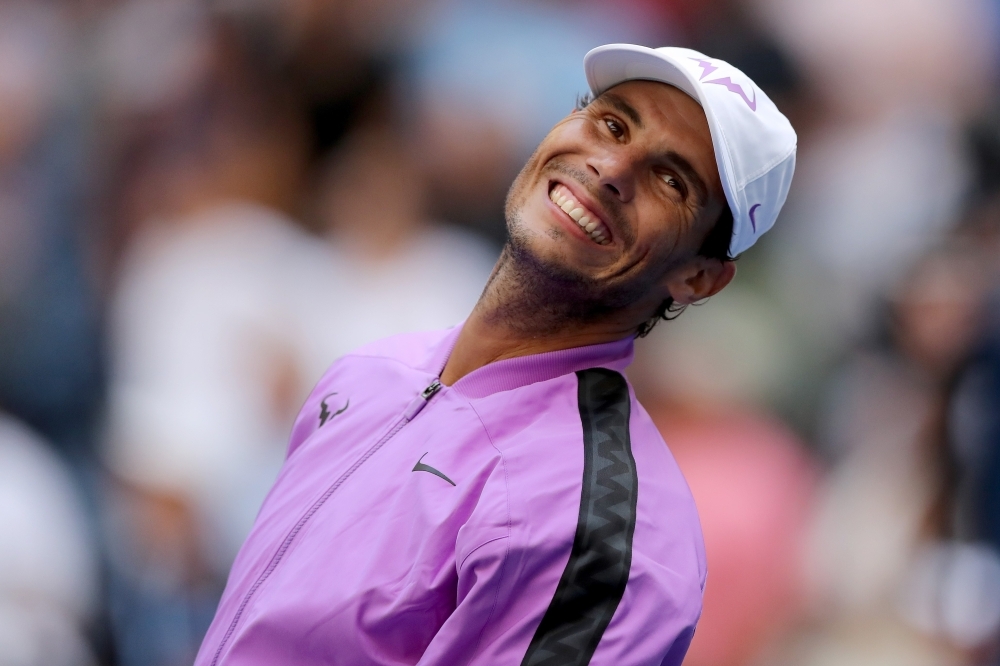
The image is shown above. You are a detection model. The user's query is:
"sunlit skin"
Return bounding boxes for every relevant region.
[441,80,736,385]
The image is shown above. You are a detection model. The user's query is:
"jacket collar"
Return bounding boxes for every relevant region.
[430,324,635,399]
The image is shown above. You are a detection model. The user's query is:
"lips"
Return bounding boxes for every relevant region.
[548,183,611,245]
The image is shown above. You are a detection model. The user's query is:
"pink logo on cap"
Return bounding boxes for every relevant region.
[688,58,757,112]
[704,77,757,111]
[690,58,719,81]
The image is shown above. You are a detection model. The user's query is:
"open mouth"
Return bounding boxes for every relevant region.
[548,183,611,245]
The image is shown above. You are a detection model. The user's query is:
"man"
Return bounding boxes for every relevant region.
[195,44,796,666]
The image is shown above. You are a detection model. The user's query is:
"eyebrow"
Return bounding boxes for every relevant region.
[661,150,709,206]
[599,92,644,129]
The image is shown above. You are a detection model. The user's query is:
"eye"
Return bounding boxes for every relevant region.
[658,172,686,196]
[659,173,681,190]
[604,118,624,138]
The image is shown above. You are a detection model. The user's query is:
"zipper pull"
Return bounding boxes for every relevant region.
[421,379,442,400]
[404,379,443,421]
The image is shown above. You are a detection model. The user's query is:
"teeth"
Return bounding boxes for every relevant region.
[549,184,610,245]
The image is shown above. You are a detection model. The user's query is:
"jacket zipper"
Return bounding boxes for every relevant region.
[210,378,443,665]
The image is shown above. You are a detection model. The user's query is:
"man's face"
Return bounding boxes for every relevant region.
[504,80,727,314]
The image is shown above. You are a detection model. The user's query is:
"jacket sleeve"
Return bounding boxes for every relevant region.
[416,533,702,666]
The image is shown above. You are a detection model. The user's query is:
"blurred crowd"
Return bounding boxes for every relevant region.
[1,0,999,664]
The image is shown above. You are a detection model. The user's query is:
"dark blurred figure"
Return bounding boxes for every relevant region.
[217,0,427,158]
[945,201,1000,664]
[957,275,1000,589]
[794,235,1000,665]
[957,71,1000,579]
[96,7,312,664]
[0,2,103,461]
[758,0,994,359]
[295,118,497,370]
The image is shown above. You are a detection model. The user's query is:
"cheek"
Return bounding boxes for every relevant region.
[504,160,532,210]
[634,205,689,261]
[505,145,548,215]
[539,116,598,155]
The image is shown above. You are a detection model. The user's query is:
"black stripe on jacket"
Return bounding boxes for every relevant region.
[520,368,639,666]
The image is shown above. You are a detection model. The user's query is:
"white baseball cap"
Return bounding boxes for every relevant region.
[584,44,797,257]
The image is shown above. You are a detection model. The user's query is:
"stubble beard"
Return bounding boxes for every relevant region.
[473,159,657,337]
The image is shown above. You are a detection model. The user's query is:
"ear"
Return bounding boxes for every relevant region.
[664,258,736,305]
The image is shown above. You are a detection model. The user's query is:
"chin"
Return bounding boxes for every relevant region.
[504,159,611,282]
[508,219,613,311]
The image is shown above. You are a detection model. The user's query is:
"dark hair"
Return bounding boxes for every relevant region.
[636,206,734,337]
[697,205,735,263]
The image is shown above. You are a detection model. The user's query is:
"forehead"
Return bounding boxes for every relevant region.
[599,79,706,129]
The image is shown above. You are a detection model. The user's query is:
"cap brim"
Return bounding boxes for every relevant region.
[585,44,705,109]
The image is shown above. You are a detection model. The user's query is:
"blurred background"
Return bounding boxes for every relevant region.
[1,0,999,664]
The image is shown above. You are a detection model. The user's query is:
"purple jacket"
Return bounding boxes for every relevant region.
[195,326,706,666]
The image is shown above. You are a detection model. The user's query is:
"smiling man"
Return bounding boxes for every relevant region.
[196,45,796,666]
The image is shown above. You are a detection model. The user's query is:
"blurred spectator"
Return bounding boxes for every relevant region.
[795,240,1000,664]
[0,412,98,666]
[215,0,430,155]
[951,215,1000,557]
[294,120,498,373]
[755,0,997,346]
[94,0,212,118]
[0,1,103,459]
[99,11,314,662]
[958,143,1000,586]
[103,201,315,666]
[106,203,316,569]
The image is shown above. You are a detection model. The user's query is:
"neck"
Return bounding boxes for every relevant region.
[440,245,638,385]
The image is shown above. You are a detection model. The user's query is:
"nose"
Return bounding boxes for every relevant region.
[586,148,635,203]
